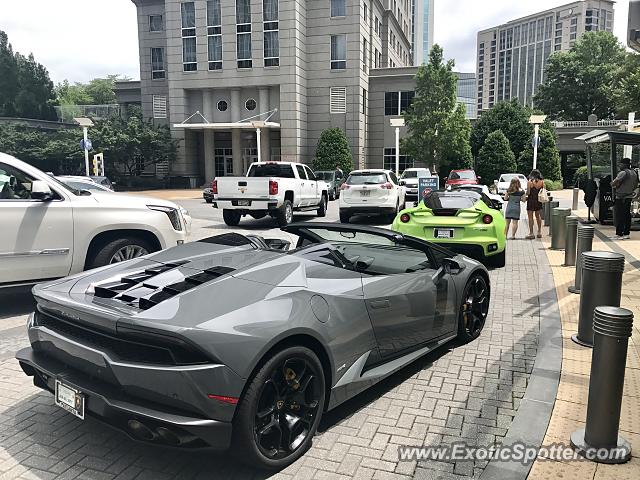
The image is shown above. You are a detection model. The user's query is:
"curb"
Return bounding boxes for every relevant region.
[479,242,563,479]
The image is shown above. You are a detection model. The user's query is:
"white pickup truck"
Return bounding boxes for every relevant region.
[213,162,330,226]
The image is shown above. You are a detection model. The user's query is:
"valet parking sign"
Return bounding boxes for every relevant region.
[418,175,439,202]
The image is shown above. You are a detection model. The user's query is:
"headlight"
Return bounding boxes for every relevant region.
[148,205,183,231]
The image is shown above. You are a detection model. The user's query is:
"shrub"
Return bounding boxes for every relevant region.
[476,130,517,185]
[544,179,564,191]
[312,128,353,173]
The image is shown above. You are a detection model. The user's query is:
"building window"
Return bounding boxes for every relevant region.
[383,148,413,172]
[400,91,415,113]
[217,100,228,112]
[207,0,223,70]
[362,88,367,114]
[263,0,279,67]
[236,0,252,68]
[152,95,167,119]
[363,1,368,22]
[181,2,197,71]
[331,34,347,70]
[149,15,163,32]
[151,47,165,79]
[385,91,414,116]
[362,37,368,71]
[245,98,257,111]
[331,0,346,17]
[330,87,347,114]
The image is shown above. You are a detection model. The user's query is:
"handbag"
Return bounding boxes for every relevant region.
[538,184,549,203]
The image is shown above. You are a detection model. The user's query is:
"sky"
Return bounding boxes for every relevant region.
[0,0,633,84]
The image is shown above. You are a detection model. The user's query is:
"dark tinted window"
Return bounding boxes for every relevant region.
[346,172,387,185]
[449,170,476,180]
[423,193,478,209]
[315,171,334,181]
[295,165,307,179]
[401,170,419,178]
[248,163,295,178]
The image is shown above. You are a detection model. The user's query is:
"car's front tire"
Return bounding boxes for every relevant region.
[232,346,326,470]
[89,237,154,268]
[457,274,490,343]
[223,209,242,226]
[317,194,327,217]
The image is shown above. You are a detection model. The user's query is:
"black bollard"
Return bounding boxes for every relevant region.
[551,208,571,250]
[564,216,579,266]
[569,224,595,294]
[571,306,633,464]
[572,251,625,347]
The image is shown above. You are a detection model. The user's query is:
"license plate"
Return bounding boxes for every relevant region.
[434,229,454,239]
[237,200,251,206]
[55,380,85,419]
[360,190,371,197]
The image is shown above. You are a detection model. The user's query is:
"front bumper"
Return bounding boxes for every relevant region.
[15,312,245,450]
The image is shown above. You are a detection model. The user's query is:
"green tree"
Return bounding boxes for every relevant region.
[534,31,626,120]
[517,128,562,182]
[0,30,57,120]
[617,52,640,116]
[56,74,124,106]
[91,112,178,178]
[439,103,473,176]
[476,130,517,185]
[470,99,538,160]
[312,127,353,173]
[402,44,472,172]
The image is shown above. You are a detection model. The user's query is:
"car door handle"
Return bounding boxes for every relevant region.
[369,299,390,309]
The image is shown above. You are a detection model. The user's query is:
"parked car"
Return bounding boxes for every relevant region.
[399,167,432,201]
[445,169,479,188]
[0,152,188,287]
[450,184,504,208]
[57,176,114,193]
[314,170,345,200]
[89,175,115,190]
[16,222,489,469]
[339,169,406,223]
[392,190,507,267]
[496,173,528,195]
[213,162,330,227]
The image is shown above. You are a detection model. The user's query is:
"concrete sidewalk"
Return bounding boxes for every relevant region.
[528,189,640,478]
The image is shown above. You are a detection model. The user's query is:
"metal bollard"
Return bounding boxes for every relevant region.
[546,201,559,230]
[571,306,633,464]
[569,225,595,294]
[544,198,556,226]
[551,208,571,250]
[564,216,579,266]
[572,187,580,210]
[572,251,625,347]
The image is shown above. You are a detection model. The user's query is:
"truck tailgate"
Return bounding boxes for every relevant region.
[216,177,270,199]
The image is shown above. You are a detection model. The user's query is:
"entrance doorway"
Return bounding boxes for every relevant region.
[215,148,233,177]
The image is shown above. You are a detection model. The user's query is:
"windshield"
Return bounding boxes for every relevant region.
[499,174,518,182]
[454,186,483,195]
[248,163,295,178]
[346,172,387,185]
[401,171,419,179]
[423,193,478,209]
[61,180,106,192]
[315,172,334,181]
[449,170,476,180]
[45,175,84,196]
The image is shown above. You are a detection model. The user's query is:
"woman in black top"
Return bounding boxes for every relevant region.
[526,169,544,239]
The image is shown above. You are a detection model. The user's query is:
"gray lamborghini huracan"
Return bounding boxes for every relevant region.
[16,223,490,469]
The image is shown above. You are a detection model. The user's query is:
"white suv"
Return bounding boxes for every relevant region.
[339,169,406,223]
[0,153,188,287]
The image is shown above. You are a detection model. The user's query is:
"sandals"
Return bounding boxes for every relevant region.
[536,233,543,238]
[525,234,535,240]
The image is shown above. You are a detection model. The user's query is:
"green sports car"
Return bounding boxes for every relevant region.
[392,190,507,267]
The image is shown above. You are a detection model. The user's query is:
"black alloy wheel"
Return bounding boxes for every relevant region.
[232,346,325,469]
[457,275,489,342]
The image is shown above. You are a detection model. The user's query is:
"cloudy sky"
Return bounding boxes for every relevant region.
[1,0,633,84]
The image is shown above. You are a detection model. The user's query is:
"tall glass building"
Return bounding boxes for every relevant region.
[413,0,435,65]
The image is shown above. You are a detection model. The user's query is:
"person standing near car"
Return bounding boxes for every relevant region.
[504,178,526,240]
[611,158,638,240]
[335,165,344,179]
[526,169,545,239]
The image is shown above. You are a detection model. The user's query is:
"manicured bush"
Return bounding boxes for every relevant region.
[544,179,564,191]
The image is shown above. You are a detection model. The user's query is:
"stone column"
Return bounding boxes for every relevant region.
[230,89,243,174]
[259,88,271,160]
[202,89,214,123]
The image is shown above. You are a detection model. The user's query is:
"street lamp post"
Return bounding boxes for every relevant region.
[390,118,405,175]
[74,117,94,176]
[529,115,547,170]
[251,121,267,163]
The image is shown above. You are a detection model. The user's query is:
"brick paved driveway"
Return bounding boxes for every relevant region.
[0,217,547,480]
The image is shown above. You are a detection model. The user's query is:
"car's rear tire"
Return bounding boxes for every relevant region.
[223,210,242,226]
[329,190,335,201]
[339,210,350,223]
[457,274,489,343]
[231,346,326,470]
[487,250,506,268]
[276,200,294,226]
[317,195,327,217]
[89,237,154,269]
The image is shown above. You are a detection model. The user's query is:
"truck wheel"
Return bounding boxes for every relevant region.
[277,200,294,226]
[90,237,154,269]
[339,210,350,223]
[317,195,327,217]
[223,210,242,226]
